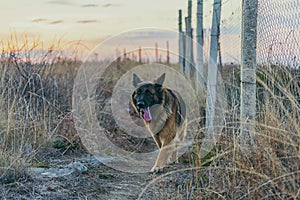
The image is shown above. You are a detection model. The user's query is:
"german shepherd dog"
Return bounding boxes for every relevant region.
[131,73,186,172]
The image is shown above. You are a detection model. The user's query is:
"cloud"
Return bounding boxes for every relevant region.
[102,3,112,7]
[123,30,177,40]
[81,4,98,8]
[47,1,118,8]
[30,18,65,25]
[48,20,64,25]
[47,0,74,6]
[76,20,98,24]
[102,3,119,8]
[32,18,48,23]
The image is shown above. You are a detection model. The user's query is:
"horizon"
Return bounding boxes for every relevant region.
[2,0,296,66]
[0,0,186,57]
[1,0,244,63]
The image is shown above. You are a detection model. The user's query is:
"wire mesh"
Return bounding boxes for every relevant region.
[199,0,299,68]
[257,0,300,68]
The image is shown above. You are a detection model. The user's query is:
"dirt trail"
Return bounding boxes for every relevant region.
[2,150,194,200]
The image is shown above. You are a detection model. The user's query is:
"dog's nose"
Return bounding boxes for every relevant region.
[137,101,145,109]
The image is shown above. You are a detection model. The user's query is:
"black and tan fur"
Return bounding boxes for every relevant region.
[131,73,186,172]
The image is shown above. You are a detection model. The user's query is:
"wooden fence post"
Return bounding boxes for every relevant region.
[178,9,185,74]
[138,46,142,63]
[240,0,258,146]
[166,40,170,64]
[196,0,204,87]
[155,42,158,63]
[205,0,221,145]
[185,0,194,78]
[123,48,127,61]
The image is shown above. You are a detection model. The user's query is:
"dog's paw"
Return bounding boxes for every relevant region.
[167,158,179,165]
[150,166,164,174]
[168,162,178,166]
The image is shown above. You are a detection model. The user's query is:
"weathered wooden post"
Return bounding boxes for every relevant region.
[196,0,204,86]
[155,42,158,63]
[185,0,194,78]
[240,0,258,146]
[178,9,185,74]
[115,48,121,62]
[166,40,170,64]
[185,16,191,77]
[205,0,221,143]
[123,48,127,61]
[138,46,142,63]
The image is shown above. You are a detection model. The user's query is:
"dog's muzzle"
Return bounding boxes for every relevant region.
[137,101,145,110]
[136,101,152,122]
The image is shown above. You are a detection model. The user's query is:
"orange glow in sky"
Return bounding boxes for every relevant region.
[0,0,186,53]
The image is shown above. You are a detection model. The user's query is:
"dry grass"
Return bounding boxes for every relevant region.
[184,65,300,199]
[0,36,299,199]
[0,36,80,184]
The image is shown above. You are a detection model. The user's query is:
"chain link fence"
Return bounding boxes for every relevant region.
[257,0,300,68]
[199,0,299,68]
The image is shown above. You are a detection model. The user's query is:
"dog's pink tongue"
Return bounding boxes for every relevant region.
[143,107,152,122]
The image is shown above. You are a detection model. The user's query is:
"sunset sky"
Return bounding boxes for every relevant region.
[1,0,272,63]
[0,0,188,53]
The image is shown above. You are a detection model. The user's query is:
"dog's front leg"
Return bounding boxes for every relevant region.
[151,145,169,172]
[168,141,178,164]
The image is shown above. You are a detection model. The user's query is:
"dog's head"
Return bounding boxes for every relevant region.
[131,73,166,122]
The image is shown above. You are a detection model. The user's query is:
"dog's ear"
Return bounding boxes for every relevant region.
[155,73,166,86]
[133,73,142,87]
